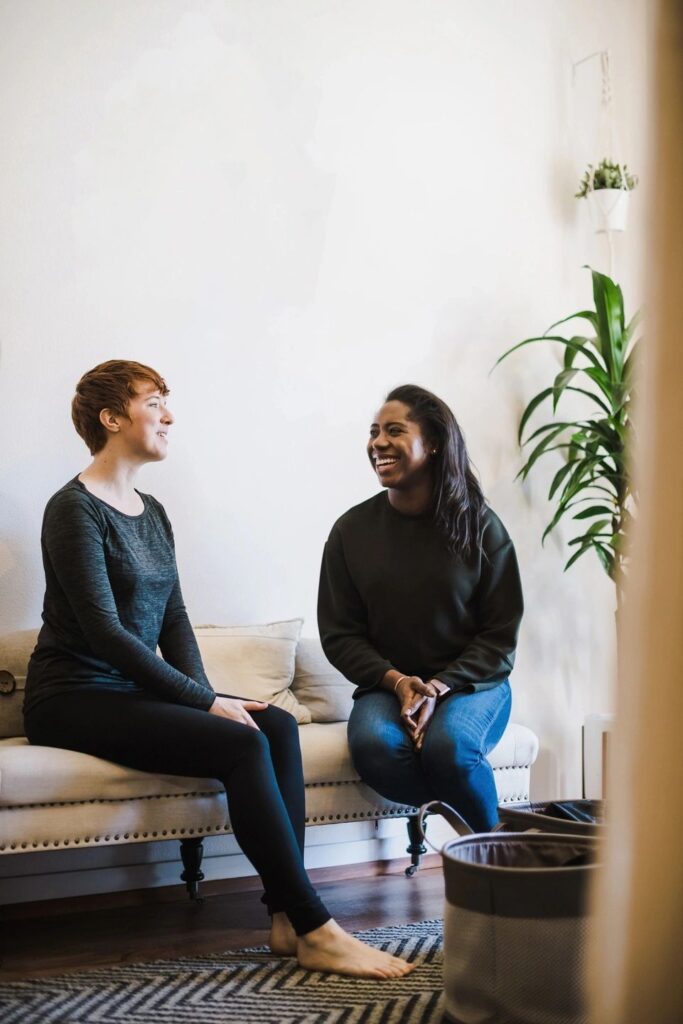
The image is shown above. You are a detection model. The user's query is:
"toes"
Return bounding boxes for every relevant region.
[373,960,410,979]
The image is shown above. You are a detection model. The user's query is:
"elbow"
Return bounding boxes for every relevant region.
[318,629,338,667]
[83,621,129,668]
[318,627,353,673]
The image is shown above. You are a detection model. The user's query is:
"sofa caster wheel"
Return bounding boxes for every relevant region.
[405,814,427,877]
[180,837,205,902]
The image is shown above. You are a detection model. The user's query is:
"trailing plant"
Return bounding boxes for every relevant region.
[576,159,638,198]
[496,267,640,607]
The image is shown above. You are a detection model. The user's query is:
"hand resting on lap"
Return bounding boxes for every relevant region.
[208,695,268,729]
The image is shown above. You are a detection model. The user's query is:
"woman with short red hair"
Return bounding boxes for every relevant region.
[24,360,413,980]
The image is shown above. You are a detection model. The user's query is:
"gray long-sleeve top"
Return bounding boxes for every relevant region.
[24,478,215,715]
[317,493,523,696]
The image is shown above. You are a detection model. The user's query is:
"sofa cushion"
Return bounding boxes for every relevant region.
[0,725,358,807]
[0,725,356,807]
[0,737,225,807]
[299,722,359,784]
[0,723,538,808]
[193,619,311,724]
[291,638,355,723]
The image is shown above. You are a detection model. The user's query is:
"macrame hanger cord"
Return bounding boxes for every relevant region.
[574,47,630,278]
[601,50,616,277]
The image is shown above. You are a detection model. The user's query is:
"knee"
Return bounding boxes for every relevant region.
[421,732,481,778]
[238,723,271,763]
[348,720,412,781]
[265,703,299,738]
[260,704,301,752]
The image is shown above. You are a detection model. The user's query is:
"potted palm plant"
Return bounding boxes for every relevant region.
[576,159,638,232]
[496,267,641,797]
[496,266,640,615]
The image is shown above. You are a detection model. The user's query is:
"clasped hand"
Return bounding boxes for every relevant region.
[208,695,268,728]
[394,676,448,751]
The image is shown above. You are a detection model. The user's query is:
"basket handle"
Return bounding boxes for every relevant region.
[416,800,474,850]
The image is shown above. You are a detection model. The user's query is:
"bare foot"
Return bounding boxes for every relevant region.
[296,918,415,978]
[268,912,297,956]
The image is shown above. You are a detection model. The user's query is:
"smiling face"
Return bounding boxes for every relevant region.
[367,400,434,492]
[103,381,174,463]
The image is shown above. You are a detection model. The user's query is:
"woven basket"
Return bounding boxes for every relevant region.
[499,799,604,838]
[419,801,600,1024]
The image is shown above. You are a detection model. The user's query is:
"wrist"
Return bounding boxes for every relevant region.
[381,669,407,692]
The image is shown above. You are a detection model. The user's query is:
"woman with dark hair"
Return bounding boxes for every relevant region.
[318,384,523,832]
[23,360,413,979]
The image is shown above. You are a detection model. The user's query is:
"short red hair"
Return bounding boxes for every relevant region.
[72,360,169,454]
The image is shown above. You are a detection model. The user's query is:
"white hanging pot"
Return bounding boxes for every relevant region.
[586,188,630,233]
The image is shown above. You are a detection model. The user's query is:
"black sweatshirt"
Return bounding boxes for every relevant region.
[317,492,523,696]
[24,478,215,716]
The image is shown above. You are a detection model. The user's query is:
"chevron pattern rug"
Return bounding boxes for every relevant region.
[0,919,444,1024]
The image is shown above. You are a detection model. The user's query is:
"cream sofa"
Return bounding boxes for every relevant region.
[0,622,539,900]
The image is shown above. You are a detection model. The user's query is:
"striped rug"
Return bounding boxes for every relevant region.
[0,919,444,1023]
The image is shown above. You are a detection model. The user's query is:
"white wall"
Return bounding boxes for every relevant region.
[0,0,650,800]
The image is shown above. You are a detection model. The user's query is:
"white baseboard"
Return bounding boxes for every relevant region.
[0,816,452,906]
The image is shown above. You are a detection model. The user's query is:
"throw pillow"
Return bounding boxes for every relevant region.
[193,619,311,725]
[290,637,355,723]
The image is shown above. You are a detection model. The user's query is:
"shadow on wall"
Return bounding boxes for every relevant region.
[529,745,559,802]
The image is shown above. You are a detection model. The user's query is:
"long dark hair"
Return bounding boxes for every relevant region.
[386,384,486,558]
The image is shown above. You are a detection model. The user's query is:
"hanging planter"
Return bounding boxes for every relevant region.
[576,158,638,233]
[586,188,630,232]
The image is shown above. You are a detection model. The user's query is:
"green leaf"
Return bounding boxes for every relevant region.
[518,388,555,444]
[590,267,626,376]
[518,424,570,479]
[552,368,577,412]
[548,461,575,500]
[563,538,615,576]
[564,543,593,571]
[494,334,605,372]
[572,504,615,520]
[581,365,615,401]
[542,502,570,544]
[518,383,611,439]
[562,334,596,370]
[558,493,618,518]
[562,479,620,503]
[594,543,616,578]
[567,520,611,545]
[546,311,599,335]
[558,385,612,416]
[541,486,607,543]
[553,368,579,389]
[567,430,588,461]
[523,421,577,445]
[555,458,608,510]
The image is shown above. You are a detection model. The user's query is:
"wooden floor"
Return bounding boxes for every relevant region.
[0,864,445,982]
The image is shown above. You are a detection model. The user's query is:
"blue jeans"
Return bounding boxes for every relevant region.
[347,681,511,832]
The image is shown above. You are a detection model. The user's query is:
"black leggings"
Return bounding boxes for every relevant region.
[25,689,331,936]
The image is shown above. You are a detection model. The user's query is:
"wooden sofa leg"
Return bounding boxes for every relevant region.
[405,815,427,877]
[180,837,205,902]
